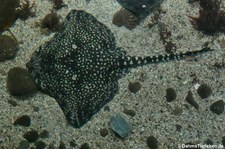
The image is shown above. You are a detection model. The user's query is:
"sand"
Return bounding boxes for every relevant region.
[0,0,224,148]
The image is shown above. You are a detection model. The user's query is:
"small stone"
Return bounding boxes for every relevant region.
[17,140,29,149]
[7,67,37,96]
[33,106,40,112]
[109,113,131,139]
[210,100,224,115]
[172,106,183,116]
[123,108,136,117]
[197,84,212,99]
[58,141,66,149]
[48,143,56,149]
[185,91,199,110]
[0,35,18,62]
[70,139,77,147]
[146,136,158,149]
[80,143,91,149]
[104,105,110,111]
[7,99,18,106]
[35,141,46,149]
[39,130,50,138]
[113,8,141,30]
[100,128,109,137]
[175,124,182,132]
[205,139,213,145]
[165,88,177,102]
[23,130,39,143]
[128,81,142,93]
[13,115,31,127]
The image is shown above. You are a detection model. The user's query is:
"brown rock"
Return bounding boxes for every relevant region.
[113,8,141,30]
[7,67,37,96]
[0,35,18,61]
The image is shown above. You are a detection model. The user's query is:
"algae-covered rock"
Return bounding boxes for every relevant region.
[7,67,37,96]
[0,35,18,61]
[113,8,141,30]
[0,0,20,33]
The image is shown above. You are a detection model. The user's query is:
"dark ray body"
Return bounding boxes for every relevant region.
[26,10,213,128]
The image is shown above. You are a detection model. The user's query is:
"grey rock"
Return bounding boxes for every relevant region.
[109,113,131,138]
[17,140,29,149]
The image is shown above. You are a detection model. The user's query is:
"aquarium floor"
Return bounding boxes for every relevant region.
[0,0,224,148]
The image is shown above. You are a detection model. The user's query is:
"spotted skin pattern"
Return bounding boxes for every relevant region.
[26,10,213,128]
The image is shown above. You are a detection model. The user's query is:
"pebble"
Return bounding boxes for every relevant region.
[35,141,46,149]
[7,67,37,96]
[165,88,177,102]
[39,130,50,138]
[33,106,40,112]
[70,139,77,147]
[146,136,158,149]
[109,113,131,139]
[104,105,110,111]
[13,115,31,127]
[113,8,141,30]
[175,124,182,132]
[123,108,136,117]
[0,35,18,62]
[23,130,39,143]
[128,81,142,93]
[210,100,224,115]
[100,128,109,137]
[80,143,91,149]
[48,143,56,149]
[185,91,199,110]
[205,139,213,145]
[172,106,183,116]
[7,99,18,106]
[197,84,212,99]
[17,140,29,149]
[59,141,66,149]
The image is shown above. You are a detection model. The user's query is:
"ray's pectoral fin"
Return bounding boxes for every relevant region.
[55,76,119,128]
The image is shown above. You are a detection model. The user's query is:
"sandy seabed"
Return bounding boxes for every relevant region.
[0,0,224,148]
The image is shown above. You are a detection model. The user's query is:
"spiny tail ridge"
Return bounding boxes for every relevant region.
[119,47,213,68]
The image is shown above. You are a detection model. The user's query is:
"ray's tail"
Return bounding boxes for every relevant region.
[119,47,214,68]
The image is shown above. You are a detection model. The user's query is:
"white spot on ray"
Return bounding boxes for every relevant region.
[72,74,77,80]
[72,44,77,49]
